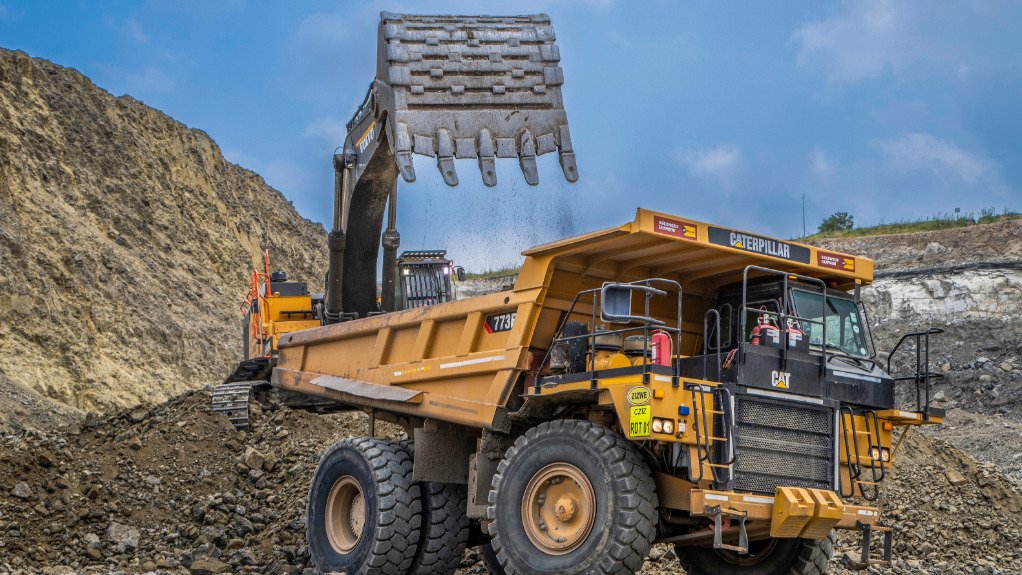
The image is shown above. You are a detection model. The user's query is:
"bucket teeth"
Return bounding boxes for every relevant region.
[519,130,539,186]
[558,124,578,183]
[436,129,459,187]
[478,129,497,187]
[395,122,416,182]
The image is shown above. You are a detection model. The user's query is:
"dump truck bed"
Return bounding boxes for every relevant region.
[272,208,872,430]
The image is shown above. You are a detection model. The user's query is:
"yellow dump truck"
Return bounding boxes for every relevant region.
[216,13,945,575]
[271,209,943,575]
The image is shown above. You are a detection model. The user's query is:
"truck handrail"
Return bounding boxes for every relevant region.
[536,278,683,392]
[702,309,723,381]
[886,328,945,416]
[740,265,829,374]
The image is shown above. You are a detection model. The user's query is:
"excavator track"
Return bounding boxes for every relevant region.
[210,382,257,429]
[211,357,274,429]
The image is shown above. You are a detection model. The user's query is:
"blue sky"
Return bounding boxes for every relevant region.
[2,1,1020,270]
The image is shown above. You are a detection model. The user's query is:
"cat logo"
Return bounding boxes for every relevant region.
[771,370,791,389]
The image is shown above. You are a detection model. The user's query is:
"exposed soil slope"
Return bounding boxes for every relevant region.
[0,49,328,415]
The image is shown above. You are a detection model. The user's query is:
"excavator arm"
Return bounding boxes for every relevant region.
[324,13,578,321]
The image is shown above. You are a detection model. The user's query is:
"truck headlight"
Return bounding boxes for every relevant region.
[652,419,664,433]
[662,420,674,434]
[870,447,881,461]
[881,448,890,462]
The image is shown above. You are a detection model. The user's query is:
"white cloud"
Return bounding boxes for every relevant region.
[792,0,911,83]
[672,144,741,179]
[103,16,148,44]
[873,133,995,184]
[122,19,148,44]
[811,149,836,177]
[790,0,984,84]
[303,116,346,144]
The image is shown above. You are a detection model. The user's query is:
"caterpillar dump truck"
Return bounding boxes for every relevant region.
[216,12,945,575]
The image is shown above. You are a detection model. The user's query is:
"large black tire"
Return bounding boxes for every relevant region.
[676,531,836,575]
[487,419,658,575]
[411,481,471,575]
[399,438,471,575]
[479,542,507,574]
[306,438,423,574]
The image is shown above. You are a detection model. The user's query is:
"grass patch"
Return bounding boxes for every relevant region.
[463,266,522,280]
[804,209,1019,241]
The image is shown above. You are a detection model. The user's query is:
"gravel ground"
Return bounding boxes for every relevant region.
[2,391,1020,575]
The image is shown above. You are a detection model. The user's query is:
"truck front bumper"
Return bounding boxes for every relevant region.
[690,487,880,540]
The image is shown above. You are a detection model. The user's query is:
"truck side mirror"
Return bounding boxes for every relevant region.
[454,266,466,282]
[600,283,667,325]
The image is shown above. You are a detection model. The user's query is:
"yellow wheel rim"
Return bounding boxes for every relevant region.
[521,463,596,555]
[325,475,365,553]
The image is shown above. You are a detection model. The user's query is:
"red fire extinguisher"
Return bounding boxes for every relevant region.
[651,330,672,366]
[750,307,779,346]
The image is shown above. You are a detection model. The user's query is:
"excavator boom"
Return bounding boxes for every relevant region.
[325,12,578,320]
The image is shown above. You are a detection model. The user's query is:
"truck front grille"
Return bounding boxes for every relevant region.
[732,395,835,494]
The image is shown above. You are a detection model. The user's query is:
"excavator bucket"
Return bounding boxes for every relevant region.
[327,13,580,320]
[348,13,578,188]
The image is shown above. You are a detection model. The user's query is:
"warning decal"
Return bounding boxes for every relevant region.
[817,251,856,272]
[653,215,698,240]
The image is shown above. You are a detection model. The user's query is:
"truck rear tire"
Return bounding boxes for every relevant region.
[676,532,835,575]
[398,439,471,575]
[306,438,422,575]
[410,482,470,575]
[479,542,507,574]
[487,419,658,575]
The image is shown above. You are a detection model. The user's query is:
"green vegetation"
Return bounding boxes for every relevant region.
[805,208,1019,240]
[462,266,522,280]
[818,212,855,233]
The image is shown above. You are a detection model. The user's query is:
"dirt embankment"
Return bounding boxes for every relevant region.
[0,49,328,417]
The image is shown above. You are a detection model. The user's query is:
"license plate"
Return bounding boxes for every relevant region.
[629,405,651,438]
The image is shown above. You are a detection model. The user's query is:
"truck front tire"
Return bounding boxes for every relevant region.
[486,419,658,575]
[306,438,422,574]
[676,532,836,575]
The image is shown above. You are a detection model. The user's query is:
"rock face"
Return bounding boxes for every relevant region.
[0,49,328,413]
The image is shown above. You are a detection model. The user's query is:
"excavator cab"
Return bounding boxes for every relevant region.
[395,250,464,309]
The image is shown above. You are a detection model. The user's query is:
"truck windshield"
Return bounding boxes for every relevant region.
[790,290,869,358]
